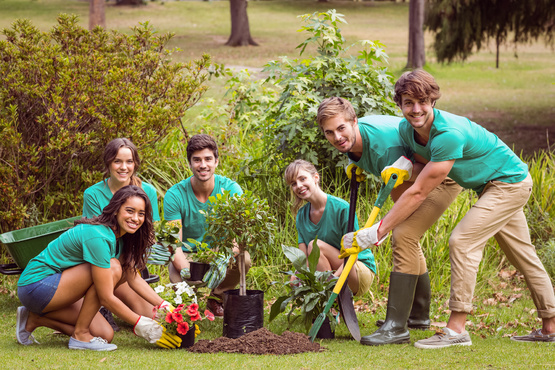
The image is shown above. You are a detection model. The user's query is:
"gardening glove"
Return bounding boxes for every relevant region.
[203,254,232,289]
[381,156,413,188]
[133,316,182,348]
[180,268,191,281]
[345,161,366,183]
[147,243,173,266]
[338,221,388,259]
[159,300,174,311]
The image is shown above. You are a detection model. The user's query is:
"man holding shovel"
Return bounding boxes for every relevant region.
[340,70,555,347]
[316,97,462,345]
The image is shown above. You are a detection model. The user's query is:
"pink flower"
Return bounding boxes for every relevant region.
[186,303,199,316]
[177,321,189,335]
[204,309,215,321]
[165,312,174,324]
[172,312,184,323]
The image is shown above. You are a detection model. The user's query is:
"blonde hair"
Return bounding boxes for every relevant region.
[316,97,357,128]
[283,159,320,216]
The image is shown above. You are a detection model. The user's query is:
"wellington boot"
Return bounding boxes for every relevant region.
[407,271,431,330]
[361,272,417,346]
[375,271,431,330]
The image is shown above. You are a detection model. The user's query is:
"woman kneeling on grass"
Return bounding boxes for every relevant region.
[16,185,180,351]
[284,159,376,296]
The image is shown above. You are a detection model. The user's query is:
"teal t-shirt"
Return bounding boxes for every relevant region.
[349,116,414,177]
[398,109,528,193]
[18,224,119,286]
[82,180,160,221]
[163,175,243,251]
[296,194,376,273]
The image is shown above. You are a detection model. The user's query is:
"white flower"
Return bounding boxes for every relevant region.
[154,285,165,294]
[174,295,182,305]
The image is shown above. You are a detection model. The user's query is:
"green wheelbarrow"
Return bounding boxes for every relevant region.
[0,216,159,284]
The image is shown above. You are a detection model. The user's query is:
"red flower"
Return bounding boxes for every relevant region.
[165,312,174,324]
[177,321,189,335]
[186,303,199,316]
[174,304,185,312]
[190,311,202,322]
[204,309,215,321]
[171,312,184,323]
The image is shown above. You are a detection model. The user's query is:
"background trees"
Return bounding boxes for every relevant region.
[406,0,425,68]
[426,0,555,68]
[226,0,258,46]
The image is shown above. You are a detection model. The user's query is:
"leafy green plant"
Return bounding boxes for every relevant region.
[202,190,277,295]
[154,220,182,249]
[0,14,212,233]
[185,239,221,264]
[260,9,398,170]
[270,242,338,333]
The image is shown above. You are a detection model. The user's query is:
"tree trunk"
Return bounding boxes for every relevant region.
[238,251,246,296]
[406,0,425,69]
[225,0,259,47]
[89,0,105,30]
[495,32,500,69]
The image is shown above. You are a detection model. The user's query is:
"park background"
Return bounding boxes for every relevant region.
[0,0,554,368]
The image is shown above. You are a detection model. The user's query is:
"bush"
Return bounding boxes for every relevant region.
[0,14,212,233]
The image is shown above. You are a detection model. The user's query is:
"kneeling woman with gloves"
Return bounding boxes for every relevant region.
[16,185,180,351]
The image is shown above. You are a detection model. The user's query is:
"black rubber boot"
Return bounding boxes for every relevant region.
[407,271,431,329]
[361,272,417,345]
[375,271,431,330]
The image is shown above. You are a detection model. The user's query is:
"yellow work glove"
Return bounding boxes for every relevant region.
[155,327,182,349]
[339,231,363,259]
[345,162,366,183]
[338,221,388,259]
[381,156,413,188]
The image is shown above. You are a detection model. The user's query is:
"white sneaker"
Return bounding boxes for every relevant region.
[414,327,472,349]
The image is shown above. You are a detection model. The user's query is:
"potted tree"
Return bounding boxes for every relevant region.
[202,190,276,338]
[185,239,221,281]
[270,241,338,339]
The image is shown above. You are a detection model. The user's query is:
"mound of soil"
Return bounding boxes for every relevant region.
[188,328,323,355]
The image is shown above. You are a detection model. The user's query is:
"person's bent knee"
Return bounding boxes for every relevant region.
[243,251,252,271]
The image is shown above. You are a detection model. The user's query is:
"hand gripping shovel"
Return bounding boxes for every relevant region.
[308,173,398,342]
[336,170,362,341]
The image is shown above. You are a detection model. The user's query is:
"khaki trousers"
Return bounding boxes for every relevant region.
[169,251,251,300]
[391,178,462,275]
[449,174,555,318]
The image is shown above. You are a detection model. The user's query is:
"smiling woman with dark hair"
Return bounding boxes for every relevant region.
[16,186,180,351]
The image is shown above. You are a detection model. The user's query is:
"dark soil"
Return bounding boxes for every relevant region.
[188,328,323,355]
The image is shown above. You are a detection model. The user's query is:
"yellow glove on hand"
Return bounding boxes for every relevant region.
[345,162,366,183]
[339,231,363,259]
[381,156,413,188]
[155,327,182,349]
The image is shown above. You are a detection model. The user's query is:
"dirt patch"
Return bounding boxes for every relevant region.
[188,328,323,355]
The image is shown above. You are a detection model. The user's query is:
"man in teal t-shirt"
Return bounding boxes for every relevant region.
[341,70,555,348]
[316,97,462,346]
[163,134,247,317]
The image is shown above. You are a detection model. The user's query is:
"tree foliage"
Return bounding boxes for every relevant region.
[0,14,212,232]
[426,0,555,67]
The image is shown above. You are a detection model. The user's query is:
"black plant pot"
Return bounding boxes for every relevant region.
[177,326,195,348]
[316,316,335,339]
[222,289,264,339]
[189,262,210,281]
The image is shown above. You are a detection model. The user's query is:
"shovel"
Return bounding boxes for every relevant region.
[336,169,362,341]
[309,173,398,342]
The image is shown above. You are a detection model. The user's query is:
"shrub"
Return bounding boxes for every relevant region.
[0,14,212,233]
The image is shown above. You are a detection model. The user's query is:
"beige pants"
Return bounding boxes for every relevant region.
[449,174,555,318]
[169,252,252,300]
[354,260,375,297]
[391,178,463,275]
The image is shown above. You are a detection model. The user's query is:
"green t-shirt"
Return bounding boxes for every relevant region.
[296,194,376,273]
[349,115,413,177]
[18,224,119,286]
[163,175,243,251]
[82,180,160,221]
[398,109,528,193]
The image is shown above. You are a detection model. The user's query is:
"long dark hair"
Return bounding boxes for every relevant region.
[75,185,154,272]
[103,138,142,187]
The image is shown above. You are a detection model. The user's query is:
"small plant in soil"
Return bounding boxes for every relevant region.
[202,190,276,295]
[185,239,221,264]
[270,241,338,333]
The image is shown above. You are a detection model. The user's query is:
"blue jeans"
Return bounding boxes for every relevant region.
[18,273,62,314]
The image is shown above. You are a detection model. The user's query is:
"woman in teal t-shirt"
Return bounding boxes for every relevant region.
[83,138,161,318]
[17,186,180,351]
[284,160,376,296]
